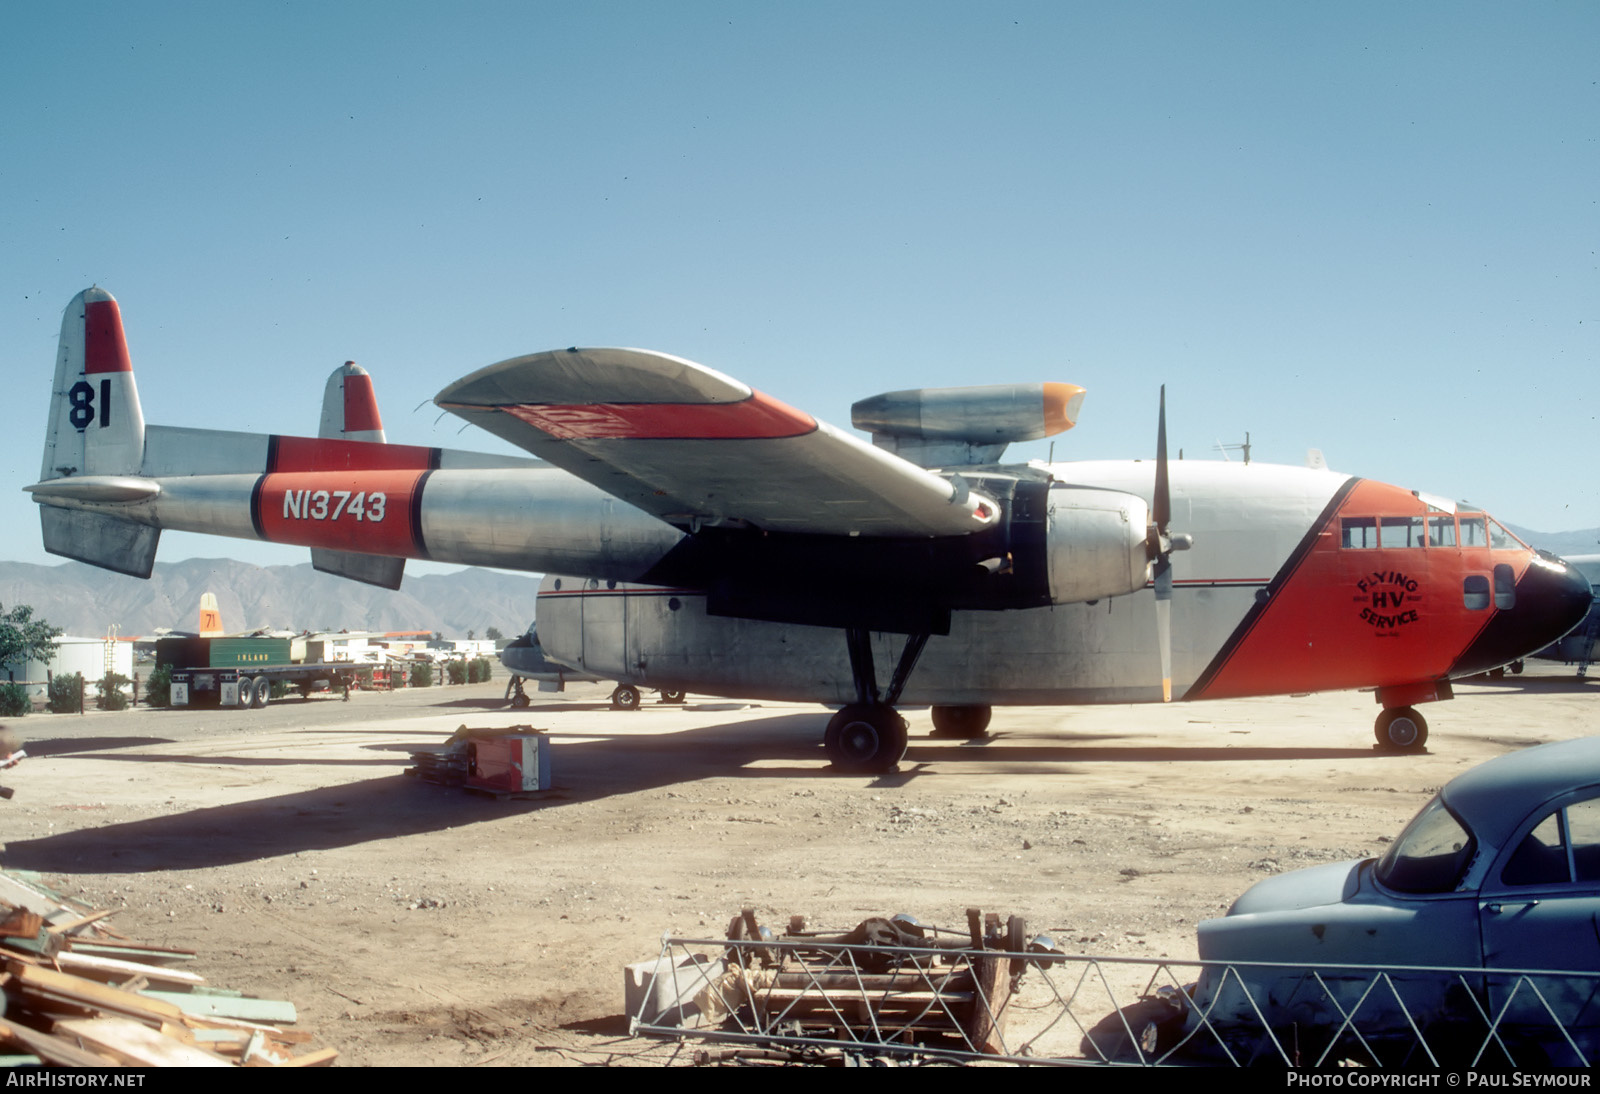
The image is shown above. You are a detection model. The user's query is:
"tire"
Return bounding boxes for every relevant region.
[238,678,258,708]
[610,684,641,711]
[252,676,272,709]
[930,704,992,738]
[658,688,687,704]
[823,703,908,774]
[511,692,531,709]
[1375,707,1428,751]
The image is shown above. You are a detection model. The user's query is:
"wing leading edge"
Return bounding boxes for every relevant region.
[436,348,996,537]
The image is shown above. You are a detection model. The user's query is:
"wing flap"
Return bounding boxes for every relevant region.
[436,349,996,537]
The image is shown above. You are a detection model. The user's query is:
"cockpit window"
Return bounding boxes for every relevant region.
[1381,516,1427,548]
[1375,796,1476,894]
[1342,518,1379,548]
[1488,518,1524,550]
[1428,516,1457,547]
[1459,516,1488,547]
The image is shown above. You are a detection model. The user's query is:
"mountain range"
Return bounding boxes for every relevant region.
[0,559,541,638]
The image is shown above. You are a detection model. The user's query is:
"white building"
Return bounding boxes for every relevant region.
[1,636,136,702]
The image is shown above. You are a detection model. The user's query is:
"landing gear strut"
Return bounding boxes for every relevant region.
[506,675,531,709]
[1375,706,1428,752]
[823,628,928,774]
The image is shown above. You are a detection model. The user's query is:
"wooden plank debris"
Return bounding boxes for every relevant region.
[0,868,336,1067]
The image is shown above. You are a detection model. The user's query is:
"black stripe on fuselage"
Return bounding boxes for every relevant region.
[1185,476,1362,700]
[409,468,435,560]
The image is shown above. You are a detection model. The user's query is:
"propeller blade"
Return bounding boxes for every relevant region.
[1155,556,1172,703]
[1154,385,1173,702]
[1153,385,1170,533]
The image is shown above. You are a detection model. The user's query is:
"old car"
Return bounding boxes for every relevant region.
[1165,737,1600,1066]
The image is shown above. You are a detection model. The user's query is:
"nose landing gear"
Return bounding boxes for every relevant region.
[1375,706,1428,751]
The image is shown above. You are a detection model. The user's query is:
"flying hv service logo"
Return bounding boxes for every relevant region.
[1355,570,1420,634]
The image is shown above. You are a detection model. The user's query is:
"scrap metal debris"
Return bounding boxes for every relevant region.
[0,869,335,1067]
[405,724,552,797]
[629,907,1064,1065]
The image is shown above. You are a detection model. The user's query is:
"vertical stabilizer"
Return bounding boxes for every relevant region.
[197,592,223,637]
[37,288,159,577]
[311,360,406,589]
[319,361,386,443]
[42,288,147,480]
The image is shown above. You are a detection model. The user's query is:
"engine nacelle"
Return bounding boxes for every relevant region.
[1044,486,1152,604]
[852,383,1087,467]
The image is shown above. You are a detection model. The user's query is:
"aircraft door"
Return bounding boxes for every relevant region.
[579,579,629,677]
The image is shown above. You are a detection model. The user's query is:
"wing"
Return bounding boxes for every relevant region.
[435,348,996,537]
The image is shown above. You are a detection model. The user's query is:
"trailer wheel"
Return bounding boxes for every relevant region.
[251,676,272,708]
[237,677,256,708]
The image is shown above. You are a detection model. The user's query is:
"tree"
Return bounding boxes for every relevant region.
[485,627,504,644]
[0,603,61,669]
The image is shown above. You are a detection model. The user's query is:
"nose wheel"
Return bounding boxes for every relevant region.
[1375,707,1428,751]
[825,703,908,773]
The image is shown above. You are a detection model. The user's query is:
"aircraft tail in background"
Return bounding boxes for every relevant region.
[197,592,223,637]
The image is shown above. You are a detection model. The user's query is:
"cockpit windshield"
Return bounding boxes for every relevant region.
[1457,512,1527,551]
[1374,795,1477,894]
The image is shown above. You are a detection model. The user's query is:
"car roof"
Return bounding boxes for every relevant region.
[1442,737,1600,849]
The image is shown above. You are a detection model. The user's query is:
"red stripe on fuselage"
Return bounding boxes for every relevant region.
[256,470,427,556]
[503,390,817,440]
[268,436,437,472]
[84,299,132,374]
[1190,479,1526,700]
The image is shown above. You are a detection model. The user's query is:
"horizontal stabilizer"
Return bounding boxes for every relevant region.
[311,548,406,590]
[41,507,159,579]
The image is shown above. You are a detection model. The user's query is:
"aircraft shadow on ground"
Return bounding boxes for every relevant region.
[22,737,178,758]
[1,716,1393,873]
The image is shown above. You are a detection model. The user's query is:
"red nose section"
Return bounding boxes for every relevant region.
[84,298,131,374]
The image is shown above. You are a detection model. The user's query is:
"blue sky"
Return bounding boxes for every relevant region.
[3,2,1595,576]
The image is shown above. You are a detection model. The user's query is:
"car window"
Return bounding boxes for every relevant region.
[1375,796,1476,894]
[1501,797,1600,887]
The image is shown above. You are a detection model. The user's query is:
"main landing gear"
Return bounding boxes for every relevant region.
[930,704,992,738]
[823,628,929,774]
[1375,706,1428,752]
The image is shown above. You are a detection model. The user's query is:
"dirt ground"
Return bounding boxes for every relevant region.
[0,667,1594,1066]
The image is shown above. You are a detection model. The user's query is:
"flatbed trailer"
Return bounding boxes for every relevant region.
[157,636,367,708]
[169,662,365,708]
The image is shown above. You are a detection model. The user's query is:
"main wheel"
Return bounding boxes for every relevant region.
[658,688,686,704]
[930,704,992,738]
[511,690,531,709]
[1375,707,1428,751]
[610,684,641,711]
[823,703,908,774]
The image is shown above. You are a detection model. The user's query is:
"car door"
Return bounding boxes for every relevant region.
[1478,793,1600,1060]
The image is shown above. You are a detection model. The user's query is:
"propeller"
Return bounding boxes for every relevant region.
[1148,386,1191,702]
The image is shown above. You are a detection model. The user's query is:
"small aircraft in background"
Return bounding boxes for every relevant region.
[26,289,1593,771]
[498,626,684,711]
[1528,555,1599,675]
